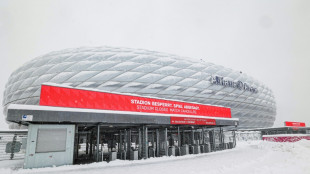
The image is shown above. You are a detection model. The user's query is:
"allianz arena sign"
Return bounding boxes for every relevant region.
[211,75,258,93]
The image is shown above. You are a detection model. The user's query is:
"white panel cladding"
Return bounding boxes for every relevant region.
[3,46,276,128]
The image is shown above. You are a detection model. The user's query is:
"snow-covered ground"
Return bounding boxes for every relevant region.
[1,140,310,174]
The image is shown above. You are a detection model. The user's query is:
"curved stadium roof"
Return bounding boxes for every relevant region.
[3,46,276,128]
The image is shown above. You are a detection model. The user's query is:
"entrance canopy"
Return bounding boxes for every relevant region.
[6,83,238,127]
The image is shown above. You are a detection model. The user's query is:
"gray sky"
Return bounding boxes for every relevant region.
[0,0,309,129]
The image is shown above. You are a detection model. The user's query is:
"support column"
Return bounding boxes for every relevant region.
[142,126,148,159]
[202,127,205,144]
[156,129,160,157]
[233,130,236,148]
[96,125,100,162]
[119,130,122,153]
[138,128,142,159]
[90,131,93,156]
[74,125,79,161]
[164,128,168,156]
[191,129,195,145]
[152,131,155,148]
[182,130,186,145]
[127,129,131,158]
[177,126,181,147]
[124,129,128,159]
[86,133,89,155]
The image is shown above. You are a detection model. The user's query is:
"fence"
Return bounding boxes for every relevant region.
[0,130,28,161]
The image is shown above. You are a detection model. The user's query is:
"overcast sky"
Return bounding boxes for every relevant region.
[0,0,309,129]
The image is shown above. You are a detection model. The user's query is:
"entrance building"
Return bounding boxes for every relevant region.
[6,83,239,168]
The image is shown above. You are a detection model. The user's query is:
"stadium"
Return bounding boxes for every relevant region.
[1,46,276,168]
[3,46,276,128]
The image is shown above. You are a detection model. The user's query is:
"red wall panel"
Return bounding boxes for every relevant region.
[284,121,306,127]
[39,85,231,118]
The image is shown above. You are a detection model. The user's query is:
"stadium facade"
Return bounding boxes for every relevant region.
[3,46,276,128]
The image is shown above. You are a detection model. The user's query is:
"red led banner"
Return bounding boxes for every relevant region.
[39,85,231,118]
[284,121,306,127]
[170,117,216,125]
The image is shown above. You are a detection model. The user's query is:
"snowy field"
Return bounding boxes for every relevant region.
[1,140,310,174]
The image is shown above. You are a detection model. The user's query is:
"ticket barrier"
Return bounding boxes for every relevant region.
[168,146,175,156]
[130,150,138,160]
[175,147,180,156]
[180,145,189,156]
[193,145,200,154]
[148,148,155,158]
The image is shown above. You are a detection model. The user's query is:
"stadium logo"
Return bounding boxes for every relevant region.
[210,76,258,93]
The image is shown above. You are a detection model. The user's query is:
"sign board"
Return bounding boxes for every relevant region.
[170,117,216,125]
[5,141,21,153]
[22,115,33,121]
[39,85,231,118]
[284,121,306,127]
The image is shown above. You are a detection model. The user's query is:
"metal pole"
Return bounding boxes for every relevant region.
[96,125,100,162]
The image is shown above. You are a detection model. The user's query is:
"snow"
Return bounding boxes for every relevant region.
[1,140,310,174]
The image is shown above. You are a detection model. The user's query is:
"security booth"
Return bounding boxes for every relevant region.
[6,83,239,169]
